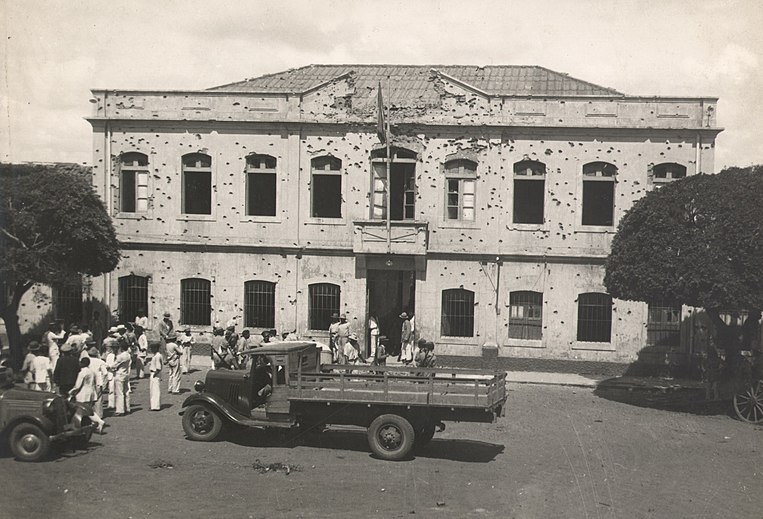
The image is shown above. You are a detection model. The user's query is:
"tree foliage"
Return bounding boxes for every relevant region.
[0,163,121,366]
[604,166,763,313]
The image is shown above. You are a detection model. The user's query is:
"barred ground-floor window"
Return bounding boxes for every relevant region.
[244,280,276,328]
[441,288,475,337]
[118,275,149,324]
[180,278,211,326]
[308,283,340,330]
[508,291,543,340]
[577,292,612,343]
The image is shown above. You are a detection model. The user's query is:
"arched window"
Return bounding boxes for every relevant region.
[118,275,149,324]
[652,163,687,183]
[576,292,613,342]
[582,162,617,226]
[444,159,477,221]
[119,152,149,213]
[246,154,277,216]
[308,283,340,330]
[311,156,342,218]
[180,278,211,325]
[508,291,543,339]
[513,160,546,224]
[370,147,417,220]
[182,153,212,215]
[441,288,475,337]
[244,280,276,328]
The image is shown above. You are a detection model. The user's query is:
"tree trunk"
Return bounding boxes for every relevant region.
[1,281,33,371]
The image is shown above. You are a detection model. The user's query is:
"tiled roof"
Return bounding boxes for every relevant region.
[208,64,624,99]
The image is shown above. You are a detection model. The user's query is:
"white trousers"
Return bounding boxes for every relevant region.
[149,373,162,410]
[114,375,130,414]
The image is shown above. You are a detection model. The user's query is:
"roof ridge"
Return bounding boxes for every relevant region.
[534,65,623,95]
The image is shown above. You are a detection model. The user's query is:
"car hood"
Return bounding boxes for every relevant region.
[0,384,58,402]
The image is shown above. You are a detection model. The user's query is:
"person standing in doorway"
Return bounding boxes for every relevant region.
[368,315,380,362]
[165,332,182,394]
[399,312,413,364]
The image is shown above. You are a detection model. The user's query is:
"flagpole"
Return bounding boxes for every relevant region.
[385,75,391,257]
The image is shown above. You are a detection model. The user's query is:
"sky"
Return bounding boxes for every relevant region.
[1,0,762,170]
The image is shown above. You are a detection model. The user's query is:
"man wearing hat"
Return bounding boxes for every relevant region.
[344,333,365,365]
[178,327,195,374]
[43,322,64,372]
[157,312,174,348]
[54,342,81,395]
[113,339,133,415]
[328,313,341,362]
[400,312,413,364]
[165,331,182,394]
[336,315,352,364]
[87,342,108,420]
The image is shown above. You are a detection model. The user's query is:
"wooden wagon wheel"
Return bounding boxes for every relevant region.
[733,380,763,424]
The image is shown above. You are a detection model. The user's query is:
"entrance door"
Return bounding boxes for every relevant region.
[367,269,415,355]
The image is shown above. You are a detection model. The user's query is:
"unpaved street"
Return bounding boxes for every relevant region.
[2,371,762,519]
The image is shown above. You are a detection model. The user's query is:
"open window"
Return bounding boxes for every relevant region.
[119,152,149,213]
[182,153,212,215]
[652,163,687,184]
[311,156,342,218]
[444,159,476,221]
[508,291,543,340]
[246,154,277,216]
[370,147,417,220]
[513,160,545,224]
[582,162,617,226]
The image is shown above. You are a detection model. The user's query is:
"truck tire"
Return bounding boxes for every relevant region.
[182,404,224,441]
[9,422,51,462]
[367,414,415,461]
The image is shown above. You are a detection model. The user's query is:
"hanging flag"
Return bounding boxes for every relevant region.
[376,81,386,143]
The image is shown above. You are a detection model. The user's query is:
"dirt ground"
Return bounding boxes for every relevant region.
[2,370,762,519]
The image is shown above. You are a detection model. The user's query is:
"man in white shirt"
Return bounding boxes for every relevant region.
[178,327,195,374]
[44,322,64,372]
[30,344,53,391]
[113,341,132,415]
[86,344,108,421]
[134,308,148,330]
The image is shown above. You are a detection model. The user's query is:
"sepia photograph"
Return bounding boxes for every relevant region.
[1,1,762,517]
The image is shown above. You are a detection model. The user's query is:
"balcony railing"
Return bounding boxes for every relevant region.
[353,220,428,256]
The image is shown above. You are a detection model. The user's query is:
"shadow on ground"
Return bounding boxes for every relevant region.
[223,427,504,463]
[594,377,731,417]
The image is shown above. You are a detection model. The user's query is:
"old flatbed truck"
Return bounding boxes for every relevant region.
[180,341,507,460]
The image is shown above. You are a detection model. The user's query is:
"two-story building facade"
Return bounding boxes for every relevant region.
[84,64,721,370]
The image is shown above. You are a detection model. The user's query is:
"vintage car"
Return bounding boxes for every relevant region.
[0,367,95,461]
[181,341,506,460]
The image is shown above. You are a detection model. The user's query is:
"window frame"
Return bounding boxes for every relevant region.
[180,278,211,326]
[646,302,682,347]
[245,154,278,217]
[441,288,475,338]
[308,283,341,331]
[652,162,687,184]
[118,275,150,325]
[181,153,213,216]
[118,152,150,215]
[443,159,477,222]
[581,161,617,228]
[310,156,343,219]
[508,290,543,340]
[243,280,276,329]
[370,147,418,221]
[576,292,613,344]
[52,282,83,329]
[512,160,546,225]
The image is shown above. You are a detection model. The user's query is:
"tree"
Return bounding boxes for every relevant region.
[604,165,763,352]
[0,163,121,369]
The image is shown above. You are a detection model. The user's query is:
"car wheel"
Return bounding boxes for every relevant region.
[9,422,51,462]
[182,404,223,441]
[367,414,415,461]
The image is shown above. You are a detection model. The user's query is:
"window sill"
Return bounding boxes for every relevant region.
[503,339,544,348]
[240,216,282,224]
[304,218,347,226]
[574,226,616,234]
[177,215,216,222]
[438,221,480,230]
[115,212,150,220]
[438,335,479,344]
[506,224,548,232]
[572,342,615,352]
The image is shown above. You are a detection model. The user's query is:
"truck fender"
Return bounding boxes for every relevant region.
[179,393,249,426]
[2,415,56,438]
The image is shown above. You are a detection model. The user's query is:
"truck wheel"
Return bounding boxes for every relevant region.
[9,422,51,462]
[367,414,415,461]
[182,404,223,441]
[415,423,436,447]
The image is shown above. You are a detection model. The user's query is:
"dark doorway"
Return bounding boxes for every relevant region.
[367,269,415,355]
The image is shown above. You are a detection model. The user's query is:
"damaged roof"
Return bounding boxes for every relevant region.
[208,64,624,99]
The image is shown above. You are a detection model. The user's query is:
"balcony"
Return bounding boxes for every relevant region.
[352,220,428,256]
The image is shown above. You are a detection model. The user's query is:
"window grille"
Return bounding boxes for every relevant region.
[444,159,476,221]
[653,163,687,182]
[308,283,340,330]
[441,289,475,337]
[182,153,212,215]
[120,153,149,213]
[311,156,342,218]
[647,303,681,347]
[577,292,613,342]
[118,275,149,325]
[53,282,83,328]
[180,278,211,326]
[246,154,277,216]
[508,291,543,339]
[582,162,617,226]
[244,280,275,328]
[513,160,546,224]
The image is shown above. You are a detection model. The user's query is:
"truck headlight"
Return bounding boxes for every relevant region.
[194,380,205,392]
